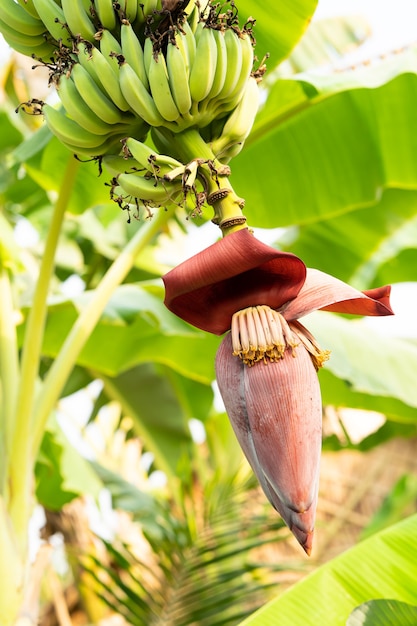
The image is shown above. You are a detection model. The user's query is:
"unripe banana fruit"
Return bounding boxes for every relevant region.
[10,0,261,174]
[211,76,260,162]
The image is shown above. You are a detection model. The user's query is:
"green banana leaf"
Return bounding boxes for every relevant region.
[361,474,417,540]
[35,418,102,510]
[318,368,417,424]
[347,600,417,626]
[307,312,417,411]
[234,64,417,228]
[19,284,219,382]
[96,362,213,480]
[23,134,110,215]
[369,215,417,287]
[237,0,318,68]
[238,514,417,626]
[282,189,417,285]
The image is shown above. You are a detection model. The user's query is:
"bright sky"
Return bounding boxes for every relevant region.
[314,0,417,53]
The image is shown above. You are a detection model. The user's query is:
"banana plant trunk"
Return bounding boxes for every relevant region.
[0,501,27,626]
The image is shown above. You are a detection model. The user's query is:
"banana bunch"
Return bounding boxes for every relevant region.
[103,137,191,208]
[8,0,261,189]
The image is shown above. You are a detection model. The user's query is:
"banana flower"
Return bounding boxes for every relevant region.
[163,229,393,554]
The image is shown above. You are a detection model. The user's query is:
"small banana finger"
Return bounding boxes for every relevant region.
[148,50,180,122]
[211,76,260,160]
[71,62,125,125]
[117,171,182,205]
[189,25,217,103]
[119,60,164,127]
[42,103,110,149]
[120,20,149,88]
[61,0,97,41]
[57,73,115,135]
[166,39,192,116]
[125,136,183,175]
[94,0,117,30]
[32,0,71,46]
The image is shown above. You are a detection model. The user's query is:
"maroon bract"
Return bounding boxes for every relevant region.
[163,228,307,335]
[163,229,394,554]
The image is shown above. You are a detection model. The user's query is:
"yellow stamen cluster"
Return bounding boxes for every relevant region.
[231,306,299,366]
[290,320,330,371]
[231,305,330,369]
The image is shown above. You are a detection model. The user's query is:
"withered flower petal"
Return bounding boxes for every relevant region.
[279,268,394,320]
[163,229,306,335]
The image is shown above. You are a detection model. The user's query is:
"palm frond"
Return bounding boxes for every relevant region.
[82,469,299,625]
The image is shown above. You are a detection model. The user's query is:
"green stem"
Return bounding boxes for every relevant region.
[0,267,19,495]
[170,128,248,236]
[9,156,79,545]
[31,206,174,456]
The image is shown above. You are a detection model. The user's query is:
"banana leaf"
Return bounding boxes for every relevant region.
[239,514,417,626]
[235,55,417,228]
[347,599,417,626]
[237,0,318,68]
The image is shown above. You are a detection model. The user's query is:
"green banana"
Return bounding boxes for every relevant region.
[187,2,199,33]
[189,25,217,103]
[0,21,55,58]
[42,103,111,150]
[102,154,137,177]
[0,0,45,37]
[182,0,196,18]
[61,0,97,41]
[218,141,245,163]
[71,62,124,125]
[84,44,131,112]
[217,27,242,100]
[119,0,138,23]
[32,0,71,45]
[207,28,227,100]
[97,28,123,72]
[77,41,102,85]
[120,21,149,89]
[117,171,181,204]
[56,73,115,135]
[125,137,183,174]
[94,0,117,30]
[180,19,196,68]
[140,0,159,21]
[15,0,39,19]
[119,60,164,127]
[123,137,158,169]
[59,136,122,157]
[148,50,180,123]
[211,76,260,159]
[143,36,153,79]
[225,31,254,103]
[166,39,192,116]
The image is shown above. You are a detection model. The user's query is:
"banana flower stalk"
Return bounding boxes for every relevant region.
[163,229,393,554]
